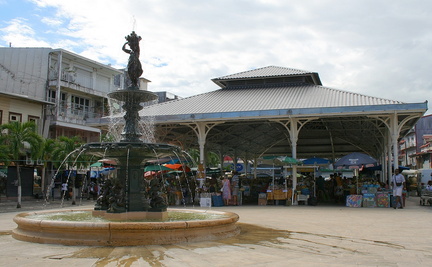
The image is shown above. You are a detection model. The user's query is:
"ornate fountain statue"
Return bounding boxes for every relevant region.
[12,31,240,246]
[84,31,177,216]
[122,31,143,89]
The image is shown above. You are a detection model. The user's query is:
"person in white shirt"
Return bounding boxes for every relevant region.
[426,180,432,191]
[61,182,70,200]
[392,169,405,209]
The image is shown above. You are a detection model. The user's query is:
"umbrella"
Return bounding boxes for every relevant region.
[144,165,173,172]
[224,155,233,162]
[101,167,115,175]
[334,152,377,169]
[90,162,103,167]
[165,157,192,164]
[98,158,117,165]
[164,164,191,172]
[276,156,301,165]
[302,157,330,166]
[261,155,301,165]
[144,171,157,177]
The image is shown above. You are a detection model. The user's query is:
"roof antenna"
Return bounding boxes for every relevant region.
[9,42,12,47]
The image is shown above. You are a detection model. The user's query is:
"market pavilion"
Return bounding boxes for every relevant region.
[136,66,427,184]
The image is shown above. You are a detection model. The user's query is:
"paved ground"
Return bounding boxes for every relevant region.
[0,197,431,267]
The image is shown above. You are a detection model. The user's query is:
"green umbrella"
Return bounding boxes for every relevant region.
[276,156,301,164]
[90,162,103,167]
[144,165,173,172]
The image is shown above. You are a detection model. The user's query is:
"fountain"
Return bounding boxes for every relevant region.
[12,31,239,246]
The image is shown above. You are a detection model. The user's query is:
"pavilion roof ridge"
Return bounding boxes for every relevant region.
[212,66,322,87]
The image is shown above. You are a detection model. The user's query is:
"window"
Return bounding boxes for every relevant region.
[71,95,90,116]
[28,115,39,124]
[9,112,22,122]
[47,90,56,103]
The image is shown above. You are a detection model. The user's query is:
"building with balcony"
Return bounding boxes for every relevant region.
[0,47,124,142]
[412,114,432,170]
[399,129,417,168]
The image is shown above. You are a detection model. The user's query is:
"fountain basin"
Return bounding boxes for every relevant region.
[12,209,240,246]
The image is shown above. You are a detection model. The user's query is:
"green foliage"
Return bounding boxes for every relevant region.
[39,139,56,166]
[206,151,219,167]
[187,148,200,165]
[101,133,116,142]
[51,136,85,169]
[186,148,220,167]
[0,121,43,163]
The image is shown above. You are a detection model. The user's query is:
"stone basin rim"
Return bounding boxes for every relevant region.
[12,208,240,246]
[13,208,239,229]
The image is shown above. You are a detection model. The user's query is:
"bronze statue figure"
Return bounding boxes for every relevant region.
[122,31,143,89]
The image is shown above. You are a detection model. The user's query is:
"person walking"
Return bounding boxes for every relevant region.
[221,176,231,206]
[61,182,70,201]
[231,172,240,205]
[392,169,405,209]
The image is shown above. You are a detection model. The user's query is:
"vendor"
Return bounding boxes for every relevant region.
[426,181,432,191]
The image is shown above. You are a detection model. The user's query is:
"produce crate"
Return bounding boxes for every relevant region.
[258,198,267,205]
[211,195,224,207]
[267,189,287,200]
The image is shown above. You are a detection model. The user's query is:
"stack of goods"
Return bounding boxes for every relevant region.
[362,193,376,207]
[376,192,390,208]
[346,195,363,207]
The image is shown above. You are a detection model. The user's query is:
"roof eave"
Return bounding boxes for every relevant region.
[146,102,428,124]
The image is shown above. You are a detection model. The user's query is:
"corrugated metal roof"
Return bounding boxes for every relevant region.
[214,66,314,80]
[142,83,404,117]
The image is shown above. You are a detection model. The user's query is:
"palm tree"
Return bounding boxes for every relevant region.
[206,151,220,168]
[187,148,200,166]
[187,148,221,168]
[52,136,85,204]
[0,121,43,208]
[39,138,56,200]
[0,143,11,197]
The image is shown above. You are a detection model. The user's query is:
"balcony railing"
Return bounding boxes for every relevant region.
[47,108,103,125]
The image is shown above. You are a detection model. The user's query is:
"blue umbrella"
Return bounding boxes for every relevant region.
[302,157,330,165]
[334,152,377,168]
[101,167,116,175]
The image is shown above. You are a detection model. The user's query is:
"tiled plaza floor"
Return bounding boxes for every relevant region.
[0,197,431,266]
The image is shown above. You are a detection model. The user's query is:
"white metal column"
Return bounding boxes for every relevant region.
[185,122,221,187]
[273,117,315,205]
[370,113,420,183]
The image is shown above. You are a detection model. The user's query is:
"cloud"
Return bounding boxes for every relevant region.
[2,0,431,113]
[41,17,63,27]
[0,18,51,47]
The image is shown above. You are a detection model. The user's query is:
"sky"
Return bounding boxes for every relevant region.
[0,0,431,114]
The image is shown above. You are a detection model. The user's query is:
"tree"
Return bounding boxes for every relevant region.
[0,121,43,208]
[39,138,56,200]
[51,136,85,204]
[187,148,220,167]
[206,151,220,168]
[187,148,200,166]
